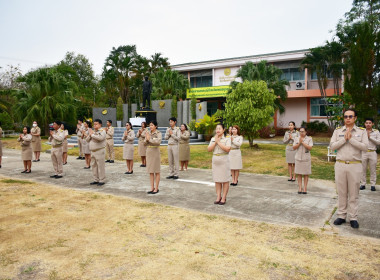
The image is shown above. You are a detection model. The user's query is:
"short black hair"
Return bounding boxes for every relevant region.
[24,126,31,134]
[107,120,112,124]
[289,121,296,129]
[365,117,374,123]
[169,117,177,123]
[94,119,102,125]
[126,121,132,128]
[344,109,357,117]
[299,126,307,131]
[85,120,92,128]
[181,123,188,130]
[78,118,83,122]
[149,120,158,127]
[54,120,62,126]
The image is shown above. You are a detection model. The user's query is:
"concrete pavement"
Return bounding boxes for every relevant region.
[1,148,379,239]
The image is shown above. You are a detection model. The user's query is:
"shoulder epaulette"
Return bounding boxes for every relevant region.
[373,129,378,131]
[99,128,104,131]
[359,127,365,130]
[335,126,341,130]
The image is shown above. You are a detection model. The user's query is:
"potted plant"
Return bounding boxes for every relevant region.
[269,127,276,138]
[188,120,198,138]
[196,114,218,141]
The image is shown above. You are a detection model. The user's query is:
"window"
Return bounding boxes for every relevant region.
[310,66,334,80]
[280,68,305,81]
[207,102,219,116]
[189,70,213,88]
[310,98,339,117]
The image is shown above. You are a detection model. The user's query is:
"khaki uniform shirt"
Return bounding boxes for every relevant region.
[209,135,231,155]
[136,128,148,143]
[330,125,368,161]
[106,126,114,140]
[165,127,180,145]
[49,129,65,147]
[283,130,300,150]
[18,134,32,146]
[179,130,190,144]
[82,127,89,139]
[367,129,380,151]
[31,126,41,141]
[86,129,106,151]
[76,124,84,138]
[145,130,162,146]
[293,136,313,161]
[231,135,243,149]
[122,129,135,144]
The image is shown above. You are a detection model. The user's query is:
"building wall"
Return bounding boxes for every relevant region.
[277,98,307,128]
[213,67,241,86]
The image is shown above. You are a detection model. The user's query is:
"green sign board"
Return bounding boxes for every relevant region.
[187,86,230,98]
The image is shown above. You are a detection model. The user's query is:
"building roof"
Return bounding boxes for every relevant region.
[171,49,310,72]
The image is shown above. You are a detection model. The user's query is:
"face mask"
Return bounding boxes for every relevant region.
[33,124,37,127]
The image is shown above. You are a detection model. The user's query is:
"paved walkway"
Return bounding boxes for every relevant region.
[1,148,379,239]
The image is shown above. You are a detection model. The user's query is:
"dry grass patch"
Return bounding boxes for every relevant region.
[0,177,380,279]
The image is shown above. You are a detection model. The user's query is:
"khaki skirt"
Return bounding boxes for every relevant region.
[179,143,190,161]
[286,148,296,164]
[146,147,161,173]
[229,149,242,170]
[138,140,147,157]
[212,154,230,183]
[295,159,312,175]
[0,140,2,156]
[31,137,42,152]
[82,141,91,155]
[22,146,33,161]
[123,143,134,160]
[63,139,68,153]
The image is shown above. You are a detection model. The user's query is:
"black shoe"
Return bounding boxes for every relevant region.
[166,176,174,179]
[98,182,105,186]
[298,191,302,194]
[147,190,154,194]
[333,218,346,225]
[124,171,131,174]
[105,160,110,163]
[37,159,40,162]
[55,175,63,179]
[152,190,159,194]
[84,166,90,169]
[50,175,57,178]
[302,192,307,194]
[350,220,359,229]
[173,176,179,179]
[26,170,31,173]
[360,185,365,190]
[32,160,37,162]
[371,186,376,191]
[110,160,114,163]
[90,181,99,185]
[76,157,82,160]
[140,164,145,167]
[21,170,27,173]
[81,157,85,160]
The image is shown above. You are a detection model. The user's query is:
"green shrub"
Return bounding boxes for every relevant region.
[0,111,14,130]
[301,121,328,134]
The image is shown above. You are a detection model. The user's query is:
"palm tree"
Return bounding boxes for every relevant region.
[235,60,289,113]
[149,53,170,75]
[151,69,189,100]
[14,67,76,135]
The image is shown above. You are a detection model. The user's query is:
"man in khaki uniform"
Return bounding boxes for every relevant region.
[165,117,180,179]
[360,118,380,191]
[105,120,115,163]
[86,119,106,186]
[76,118,85,160]
[330,109,368,229]
[49,121,65,179]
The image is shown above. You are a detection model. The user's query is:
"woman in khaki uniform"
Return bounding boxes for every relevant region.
[293,127,313,194]
[136,121,148,167]
[283,121,299,181]
[208,123,231,205]
[123,122,135,174]
[0,122,3,168]
[18,126,33,173]
[229,125,243,186]
[61,123,69,165]
[179,123,190,171]
[31,121,41,162]
[82,121,92,169]
[145,120,162,194]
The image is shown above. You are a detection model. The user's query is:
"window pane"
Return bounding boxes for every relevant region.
[311,105,319,116]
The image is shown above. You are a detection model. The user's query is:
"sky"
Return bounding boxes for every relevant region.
[0,0,353,76]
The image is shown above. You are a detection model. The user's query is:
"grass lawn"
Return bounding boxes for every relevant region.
[3,137,379,182]
[1,178,379,279]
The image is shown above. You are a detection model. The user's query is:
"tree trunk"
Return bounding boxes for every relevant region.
[248,136,254,147]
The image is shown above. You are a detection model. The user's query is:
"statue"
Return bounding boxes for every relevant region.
[142,76,152,109]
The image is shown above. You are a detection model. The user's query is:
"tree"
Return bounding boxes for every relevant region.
[151,68,189,100]
[224,80,276,147]
[149,53,170,75]
[14,67,77,135]
[235,60,289,113]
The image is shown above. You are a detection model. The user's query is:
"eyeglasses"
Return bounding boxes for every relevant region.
[344,115,354,119]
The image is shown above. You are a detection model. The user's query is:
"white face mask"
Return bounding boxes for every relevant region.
[33,123,37,127]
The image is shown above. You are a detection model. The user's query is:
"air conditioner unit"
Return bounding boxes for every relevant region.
[295,81,305,90]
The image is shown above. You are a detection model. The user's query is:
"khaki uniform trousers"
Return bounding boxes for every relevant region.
[360,151,377,186]
[105,138,115,160]
[335,162,362,221]
[78,138,83,157]
[51,146,63,176]
[91,149,106,183]
[168,144,179,177]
